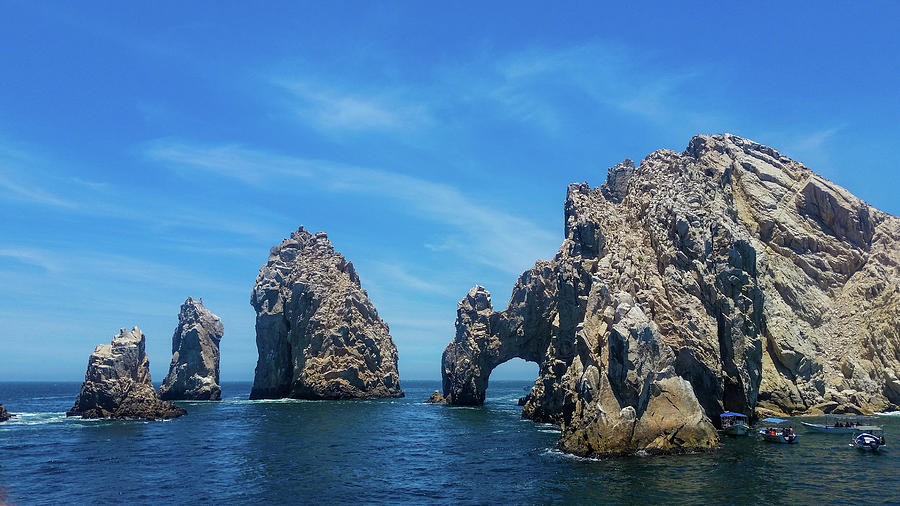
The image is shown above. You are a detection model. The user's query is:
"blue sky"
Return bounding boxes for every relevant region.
[1,2,898,382]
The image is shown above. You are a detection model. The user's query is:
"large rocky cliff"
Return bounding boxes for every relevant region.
[250,227,403,400]
[159,297,224,401]
[441,134,900,457]
[68,327,186,420]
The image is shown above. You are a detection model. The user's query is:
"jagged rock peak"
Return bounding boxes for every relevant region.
[425,390,446,404]
[250,226,403,400]
[159,297,224,401]
[440,133,900,457]
[601,158,635,203]
[68,326,186,420]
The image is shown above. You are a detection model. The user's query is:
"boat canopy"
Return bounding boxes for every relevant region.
[720,412,748,418]
[761,417,788,423]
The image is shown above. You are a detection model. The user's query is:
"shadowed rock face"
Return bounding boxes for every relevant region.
[159,297,224,401]
[0,404,9,422]
[250,226,403,400]
[441,134,900,457]
[68,327,186,420]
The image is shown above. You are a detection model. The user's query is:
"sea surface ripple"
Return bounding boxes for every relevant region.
[1,381,899,504]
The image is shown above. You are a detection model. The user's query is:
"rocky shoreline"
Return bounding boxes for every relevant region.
[440,134,900,457]
[12,134,898,460]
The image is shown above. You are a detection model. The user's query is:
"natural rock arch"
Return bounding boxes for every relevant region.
[440,134,900,457]
[441,286,550,406]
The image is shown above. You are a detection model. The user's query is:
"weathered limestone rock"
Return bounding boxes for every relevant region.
[425,390,446,404]
[159,297,224,401]
[68,327,186,420]
[440,134,900,457]
[250,226,403,400]
[600,158,635,204]
[0,404,9,422]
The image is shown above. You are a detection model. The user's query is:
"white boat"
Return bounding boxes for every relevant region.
[758,418,799,444]
[720,412,750,436]
[801,414,873,434]
[850,426,886,452]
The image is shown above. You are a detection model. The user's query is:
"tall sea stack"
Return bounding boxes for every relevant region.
[250,227,403,400]
[68,327,186,420]
[159,297,224,401]
[441,134,900,457]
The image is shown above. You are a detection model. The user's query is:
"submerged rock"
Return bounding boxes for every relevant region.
[425,390,446,404]
[0,404,9,422]
[159,297,224,401]
[67,327,186,420]
[440,134,900,457]
[250,226,404,400]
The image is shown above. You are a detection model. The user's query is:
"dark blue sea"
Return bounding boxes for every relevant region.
[1,381,898,504]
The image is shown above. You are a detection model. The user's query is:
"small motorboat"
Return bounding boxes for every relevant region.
[801,414,873,434]
[720,412,750,436]
[851,426,886,452]
[758,418,799,444]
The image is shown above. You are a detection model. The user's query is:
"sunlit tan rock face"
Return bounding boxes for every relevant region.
[159,297,224,401]
[250,226,403,400]
[68,327,186,420]
[441,134,900,457]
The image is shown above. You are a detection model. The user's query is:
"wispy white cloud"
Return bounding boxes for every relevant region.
[0,248,64,272]
[0,245,240,295]
[0,174,77,208]
[770,125,846,174]
[70,177,111,192]
[367,261,454,297]
[146,141,559,274]
[425,42,712,134]
[273,79,432,132]
[788,126,843,153]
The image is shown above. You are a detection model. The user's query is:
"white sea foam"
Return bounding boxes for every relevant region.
[541,448,604,462]
[216,398,316,405]
[2,412,69,426]
[876,411,900,417]
[538,429,561,434]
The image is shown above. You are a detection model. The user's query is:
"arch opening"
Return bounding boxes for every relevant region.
[484,358,540,406]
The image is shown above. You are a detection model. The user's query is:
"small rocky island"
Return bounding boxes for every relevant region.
[249,226,404,400]
[441,134,900,457]
[159,297,224,401]
[0,403,10,422]
[68,326,186,420]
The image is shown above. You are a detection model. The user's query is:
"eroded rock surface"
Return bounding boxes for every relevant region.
[250,226,403,400]
[159,297,224,401]
[0,404,9,422]
[441,134,900,457]
[68,327,186,420]
[425,390,446,404]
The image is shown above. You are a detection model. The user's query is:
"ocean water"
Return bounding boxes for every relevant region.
[1,380,898,504]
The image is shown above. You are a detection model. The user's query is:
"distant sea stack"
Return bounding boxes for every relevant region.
[440,134,900,457]
[159,297,224,401]
[249,226,404,400]
[68,327,186,420]
[0,404,9,422]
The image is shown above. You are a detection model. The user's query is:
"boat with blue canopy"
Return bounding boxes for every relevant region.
[758,417,799,444]
[720,412,750,436]
[850,425,886,452]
